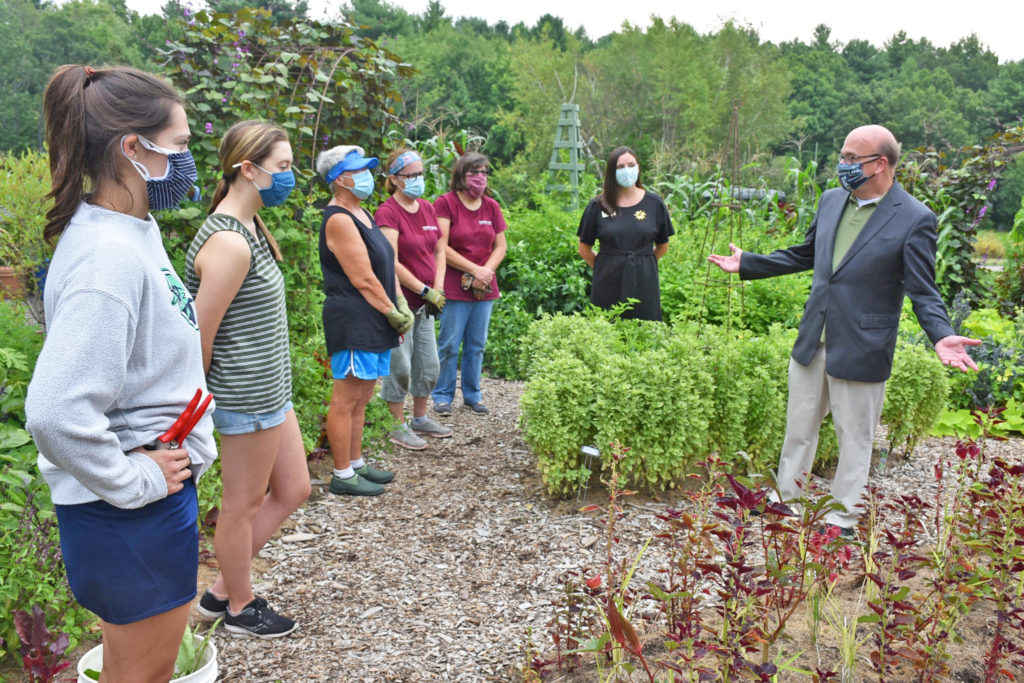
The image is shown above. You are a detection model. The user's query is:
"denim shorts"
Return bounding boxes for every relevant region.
[211,400,293,435]
[55,479,198,625]
[331,349,391,380]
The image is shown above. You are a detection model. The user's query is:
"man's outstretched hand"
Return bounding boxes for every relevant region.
[707,243,743,273]
[935,335,981,372]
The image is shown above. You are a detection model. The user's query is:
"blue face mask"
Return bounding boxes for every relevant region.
[401,176,425,199]
[837,162,873,192]
[615,165,639,188]
[123,135,199,211]
[251,163,295,207]
[346,169,375,200]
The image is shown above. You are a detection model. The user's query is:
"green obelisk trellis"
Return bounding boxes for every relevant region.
[546,103,585,208]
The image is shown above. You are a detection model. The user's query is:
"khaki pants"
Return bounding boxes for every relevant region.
[775,344,885,528]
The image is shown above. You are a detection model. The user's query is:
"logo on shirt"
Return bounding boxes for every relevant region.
[634,210,647,221]
[479,220,493,226]
[423,224,439,231]
[161,268,198,330]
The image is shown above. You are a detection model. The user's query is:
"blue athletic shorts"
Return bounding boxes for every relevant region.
[211,400,293,435]
[54,478,199,625]
[331,349,391,380]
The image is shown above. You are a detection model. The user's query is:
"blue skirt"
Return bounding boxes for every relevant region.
[55,479,199,625]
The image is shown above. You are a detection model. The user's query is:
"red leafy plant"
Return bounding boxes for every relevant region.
[13,605,72,683]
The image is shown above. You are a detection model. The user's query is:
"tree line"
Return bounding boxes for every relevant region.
[2,0,1022,227]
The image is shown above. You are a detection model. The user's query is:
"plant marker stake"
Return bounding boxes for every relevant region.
[575,445,601,507]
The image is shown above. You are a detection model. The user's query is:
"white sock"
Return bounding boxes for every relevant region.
[412,415,428,424]
[334,467,355,479]
[350,458,365,470]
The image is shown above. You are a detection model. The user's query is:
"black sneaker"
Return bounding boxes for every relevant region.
[197,590,228,619]
[224,597,298,639]
[464,401,489,415]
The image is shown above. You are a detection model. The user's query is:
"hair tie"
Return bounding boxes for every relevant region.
[83,65,96,82]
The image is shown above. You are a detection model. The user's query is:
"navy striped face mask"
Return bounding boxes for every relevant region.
[122,135,198,212]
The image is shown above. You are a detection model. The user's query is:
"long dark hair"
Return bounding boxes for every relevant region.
[208,119,287,261]
[598,145,643,215]
[450,151,489,195]
[42,64,183,242]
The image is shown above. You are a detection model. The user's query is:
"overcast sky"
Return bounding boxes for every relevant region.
[307,0,1024,62]
[124,0,1022,62]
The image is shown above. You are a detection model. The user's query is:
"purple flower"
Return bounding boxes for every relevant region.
[205,122,213,134]
[323,135,329,145]
[221,97,228,103]
[979,206,988,218]
[213,58,218,64]
[987,178,997,191]
[238,29,246,38]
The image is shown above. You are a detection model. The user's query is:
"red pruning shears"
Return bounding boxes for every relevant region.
[146,388,213,451]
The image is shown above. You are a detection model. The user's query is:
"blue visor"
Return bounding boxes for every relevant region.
[326,150,379,183]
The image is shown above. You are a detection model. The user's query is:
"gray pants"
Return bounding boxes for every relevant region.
[380,307,441,402]
[775,344,886,528]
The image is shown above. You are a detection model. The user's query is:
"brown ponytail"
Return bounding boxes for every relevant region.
[209,120,289,262]
[42,65,183,242]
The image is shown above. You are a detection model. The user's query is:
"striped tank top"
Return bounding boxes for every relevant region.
[185,214,291,413]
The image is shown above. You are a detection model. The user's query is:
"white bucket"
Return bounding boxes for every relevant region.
[77,636,218,683]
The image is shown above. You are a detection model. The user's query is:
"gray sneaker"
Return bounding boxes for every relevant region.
[389,423,428,450]
[410,416,453,438]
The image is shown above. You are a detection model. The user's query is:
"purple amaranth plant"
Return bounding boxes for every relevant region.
[13,606,72,683]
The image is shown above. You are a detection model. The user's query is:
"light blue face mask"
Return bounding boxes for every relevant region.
[401,176,425,199]
[347,169,375,200]
[615,165,639,188]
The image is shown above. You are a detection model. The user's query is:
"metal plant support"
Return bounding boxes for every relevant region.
[695,99,746,336]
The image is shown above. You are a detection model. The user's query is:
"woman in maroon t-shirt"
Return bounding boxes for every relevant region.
[431,152,507,416]
[375,148,454,449]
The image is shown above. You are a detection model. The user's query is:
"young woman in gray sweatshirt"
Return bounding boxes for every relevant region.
[24,65,217,683]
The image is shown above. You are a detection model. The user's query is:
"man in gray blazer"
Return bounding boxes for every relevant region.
[708,124,978,536]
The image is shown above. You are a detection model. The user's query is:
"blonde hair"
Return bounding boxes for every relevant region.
[209,120,287,261]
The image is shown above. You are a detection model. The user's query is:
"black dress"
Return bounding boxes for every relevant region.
[577,191,674,321]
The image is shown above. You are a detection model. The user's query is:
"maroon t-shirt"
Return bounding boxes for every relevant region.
[374,196,442,310]
[433,192,507,302]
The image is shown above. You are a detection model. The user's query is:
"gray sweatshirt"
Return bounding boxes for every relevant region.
[25,202,218,508]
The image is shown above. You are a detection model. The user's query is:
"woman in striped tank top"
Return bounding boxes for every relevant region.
[185,121,311,638]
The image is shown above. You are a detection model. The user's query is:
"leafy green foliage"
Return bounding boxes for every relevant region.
[0,299,94,663]
[523,312,951,494]
[881,340,950,457]
[0,151,55,322]
[159,6,412,186]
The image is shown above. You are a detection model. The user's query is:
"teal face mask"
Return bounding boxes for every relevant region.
[401,176,425,199]
[348,170,375,200]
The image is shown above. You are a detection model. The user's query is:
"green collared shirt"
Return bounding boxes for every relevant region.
[832,194,881,272]
[822,194,882,342]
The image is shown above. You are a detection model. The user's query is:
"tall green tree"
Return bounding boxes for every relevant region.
[0,0,146,154]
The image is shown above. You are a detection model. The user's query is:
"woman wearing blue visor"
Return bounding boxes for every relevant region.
[316,145,412,496]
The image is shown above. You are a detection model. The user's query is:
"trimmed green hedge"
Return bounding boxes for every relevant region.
[520,313,948,495]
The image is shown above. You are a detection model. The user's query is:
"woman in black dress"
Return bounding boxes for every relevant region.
[577,146,673,321]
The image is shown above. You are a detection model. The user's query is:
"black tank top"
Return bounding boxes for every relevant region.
[319,205,398,354]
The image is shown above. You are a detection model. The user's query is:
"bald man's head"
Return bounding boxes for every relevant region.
[847,125,900,167]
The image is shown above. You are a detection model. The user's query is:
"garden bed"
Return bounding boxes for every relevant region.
[187,377,1022,682]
